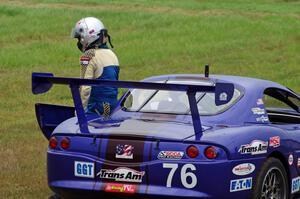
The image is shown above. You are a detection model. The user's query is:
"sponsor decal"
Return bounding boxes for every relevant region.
[232,163,255,176]
[289,154,294,166]
[157,151,184,160]
[116,144,134,159]
[292,177,300,194]
[219,92,228,101]
[251,107,265,115]
[297,158,300,168]
[80,56,90,67]
[89,29,95,34]
[269,136,280,148]
[97,167,145,183]
[256,98,264,105]
[256,116,269,123]
[104,183,136,194]
[74,161,94,178]
[230,177,252,192]
[238,140,268,155]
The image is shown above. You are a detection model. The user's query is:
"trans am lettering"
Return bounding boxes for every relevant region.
[97,167,145,183]
[238,140,268,155]
[230,177,252,192]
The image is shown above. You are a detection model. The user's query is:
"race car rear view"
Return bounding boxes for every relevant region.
[32,72,300,199]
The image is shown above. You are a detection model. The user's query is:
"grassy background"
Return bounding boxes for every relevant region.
[0,0,299,198]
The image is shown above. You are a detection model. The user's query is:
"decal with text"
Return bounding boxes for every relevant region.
[163,163,197,189]
[104,183,136,194]
[230,177,252,192]
[97,167,144,183]
[74,161,94,178]
[251,107,265,115]
[292,177,300,194]
[232,163,255,176]
[256,116,269,123]
[158,151,184,160]
[238,140,268,155]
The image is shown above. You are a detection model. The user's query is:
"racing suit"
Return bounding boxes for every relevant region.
[80,44,119,115]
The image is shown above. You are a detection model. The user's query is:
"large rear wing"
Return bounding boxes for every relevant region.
[32,72,234,139]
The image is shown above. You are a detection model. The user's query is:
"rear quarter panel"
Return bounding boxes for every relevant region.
[199,124,300,195]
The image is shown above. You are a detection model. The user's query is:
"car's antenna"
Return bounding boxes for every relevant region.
[205,64,209,78]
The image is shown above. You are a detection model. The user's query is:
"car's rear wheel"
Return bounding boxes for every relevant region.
[252,157,289,199]
[48,193,62,199]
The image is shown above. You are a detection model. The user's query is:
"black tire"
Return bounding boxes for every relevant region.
[252,157,289,199]
[48,193,62,199]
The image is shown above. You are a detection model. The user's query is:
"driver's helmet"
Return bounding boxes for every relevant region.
[71,17,105,52]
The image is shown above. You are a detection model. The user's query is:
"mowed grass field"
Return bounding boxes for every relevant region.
[0,0,299,198]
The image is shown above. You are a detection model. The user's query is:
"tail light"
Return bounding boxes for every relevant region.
[60,137,70,150]
[186,145,199,158]
[49,137,58,149]
[204,146,218,159]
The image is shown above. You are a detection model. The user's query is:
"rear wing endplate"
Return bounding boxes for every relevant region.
[32,72,234,139]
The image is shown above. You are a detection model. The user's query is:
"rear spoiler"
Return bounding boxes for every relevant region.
[32,72,234,139]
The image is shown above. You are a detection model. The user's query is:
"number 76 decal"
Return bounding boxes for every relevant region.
[163,163,197,189]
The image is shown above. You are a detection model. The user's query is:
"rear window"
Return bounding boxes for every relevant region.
[121,80,241,115]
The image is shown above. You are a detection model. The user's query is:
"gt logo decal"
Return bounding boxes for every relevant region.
[74,161,94,178]
[163,163,197,189]
[291,177,300,193]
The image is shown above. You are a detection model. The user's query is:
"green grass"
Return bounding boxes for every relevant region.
[0,0,299,198]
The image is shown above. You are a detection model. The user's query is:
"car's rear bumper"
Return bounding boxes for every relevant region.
[50,183,211,199]
[47,150,263,199]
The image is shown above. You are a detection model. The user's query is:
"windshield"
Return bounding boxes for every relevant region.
[121,80,241,115]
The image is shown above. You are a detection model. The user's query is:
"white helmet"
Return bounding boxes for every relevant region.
[71,17,106,52]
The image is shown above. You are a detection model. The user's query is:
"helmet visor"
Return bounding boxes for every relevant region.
[70,28,80,38]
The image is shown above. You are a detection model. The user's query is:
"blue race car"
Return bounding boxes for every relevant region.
[32,72,300,199]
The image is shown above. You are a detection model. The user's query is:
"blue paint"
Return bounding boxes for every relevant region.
[70,84,89,134]
[33,72,300,198]
[187,91,202,139]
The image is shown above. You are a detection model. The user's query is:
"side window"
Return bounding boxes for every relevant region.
[264,88,300,124]
[264,94,291,109]
[289,95,300,109]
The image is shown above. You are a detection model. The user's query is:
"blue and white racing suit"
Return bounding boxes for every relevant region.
[79,44,119,115]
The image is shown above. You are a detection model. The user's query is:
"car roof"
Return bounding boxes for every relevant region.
[142,74,288,92]
[140,74,298,125]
